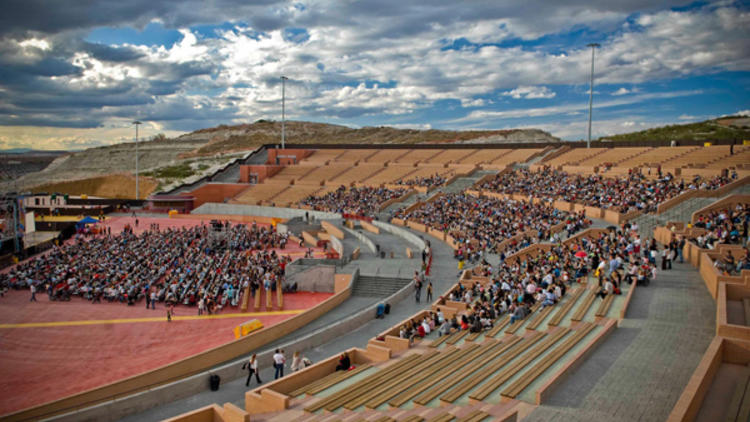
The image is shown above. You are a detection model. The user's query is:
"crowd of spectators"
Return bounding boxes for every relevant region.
[691,204,749,250]
[0,222,291,311]
[401,227,659,341]
[394,174,447,188]
[299,185,406,217]
[392,193,589,257]
[479,167,735,214]
[684,203,750,275]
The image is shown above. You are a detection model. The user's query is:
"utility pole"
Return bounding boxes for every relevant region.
[281,76,288,149]
[133,121,142,199]
[586,43,600,148]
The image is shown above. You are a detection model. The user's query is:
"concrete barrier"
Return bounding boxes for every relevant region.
[301,231,318,246]
[717,283,750,342]
[361,220,380,234]
[667,336,724,422]
[321,220,345,240]
[191,202,340,220]
[372,220,426,251]
[340,226,377,254]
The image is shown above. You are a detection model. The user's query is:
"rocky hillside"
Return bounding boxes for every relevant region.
[597,115,750,143]
[182,120,559,157]
[3,120,558,193]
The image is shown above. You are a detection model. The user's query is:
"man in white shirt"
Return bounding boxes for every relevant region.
[273,349,286,379]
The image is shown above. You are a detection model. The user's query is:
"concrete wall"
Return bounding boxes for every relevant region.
[373,220,427,251]
[341,226,377,253]
[188,183,249,208]
[191,202,340,220]
[285,264,336,293]
[238,165,283,183]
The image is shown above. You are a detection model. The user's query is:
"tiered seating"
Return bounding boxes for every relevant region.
[333,149,378,163]
[231,182,288,204]
[500,322,597,399]
[397,166,455,183]
[545,148,606,167]
[660,145,733,169]
[290,364,373,397]
[422,149,478,165]
[468,327,569,401]
[705,147,750,169]
[577,147,652,167]
[270,165,317,184]
[483,148,544,169]
[616,146,697,168]
[297,163,351,185]
[448,149,499,166]
[273,185,332,207]
[570,288,597,322]
[329,163,385,185]
[304,149,345,164]
[363,165,417,185]
[365,149,411,163]
[393,149,442,164]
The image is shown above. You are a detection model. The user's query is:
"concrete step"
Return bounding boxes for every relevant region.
[353,276,411,297]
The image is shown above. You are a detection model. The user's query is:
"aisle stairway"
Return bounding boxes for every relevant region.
[352,275,412,297]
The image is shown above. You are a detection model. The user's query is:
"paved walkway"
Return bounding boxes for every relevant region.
[525,258,716,422]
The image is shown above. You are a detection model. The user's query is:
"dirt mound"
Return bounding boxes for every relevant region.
[31,174,158,200]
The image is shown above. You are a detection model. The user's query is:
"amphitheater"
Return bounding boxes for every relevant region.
[4,139,750,422]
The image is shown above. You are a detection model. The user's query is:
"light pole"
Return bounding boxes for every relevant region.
[586,43,600,149]
[281,76,288,149]
[133,121,142,199]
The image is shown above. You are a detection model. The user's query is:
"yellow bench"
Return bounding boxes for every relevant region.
[304,353,423,413]
[548,287,584,326]
[343,351,446,410]
[469,328,569,401]
[388,342,493,408]
[501,322,596,399]
[571,289,597,322]
[363,343,490,410]
[594,294,615,318]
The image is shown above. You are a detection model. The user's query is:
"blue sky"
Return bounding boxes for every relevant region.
[0,0,748,149]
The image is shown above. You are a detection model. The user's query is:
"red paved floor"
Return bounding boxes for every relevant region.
[0,216,331,415]
[0,289,332,415]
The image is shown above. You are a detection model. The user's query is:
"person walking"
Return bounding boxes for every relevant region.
[426,281,433,302]
[150,291,156,310]
[273,349,286,379]
[290,351,303,372]
[145,288,151,309]
[415,278,422,303]
[29,283,37,302]
[243,354,262,386]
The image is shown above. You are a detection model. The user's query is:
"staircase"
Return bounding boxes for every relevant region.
[632,183,750,240]
[352,275,412,297]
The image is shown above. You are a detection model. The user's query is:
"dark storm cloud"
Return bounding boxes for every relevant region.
[83,42,146,62]
[0,0,288,37]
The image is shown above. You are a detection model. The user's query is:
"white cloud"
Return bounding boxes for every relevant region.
[389,123,433,130]
[501,86,556,99]
[460,90,703,121]
[523,117,669,140]
[2,1,750,149]
[611,87,634,96]
[735,110,750,117]
[678,114,697,120]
